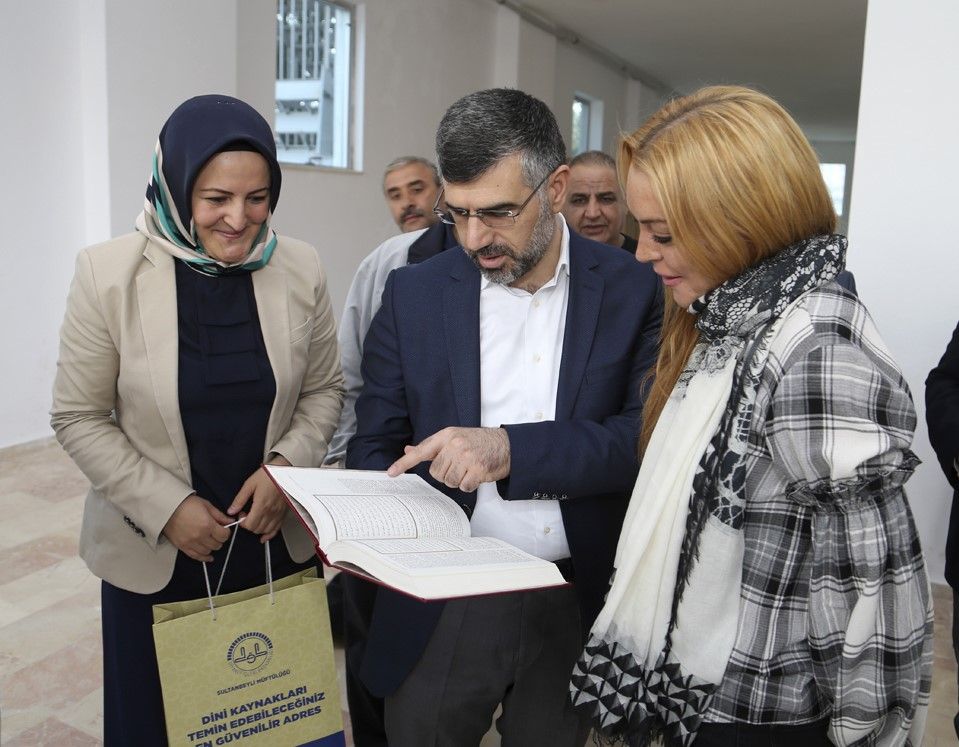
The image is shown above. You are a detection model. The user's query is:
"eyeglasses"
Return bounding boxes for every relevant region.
[433,173,551,229]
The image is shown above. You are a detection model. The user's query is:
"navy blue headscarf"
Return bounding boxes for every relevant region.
[136,94,282,273]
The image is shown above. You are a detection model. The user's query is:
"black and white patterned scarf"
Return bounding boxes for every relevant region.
[570,235,846,746]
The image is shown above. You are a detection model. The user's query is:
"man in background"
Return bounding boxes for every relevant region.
[383,155,442,232]
[325,156,455,467]
[562,150,636,252]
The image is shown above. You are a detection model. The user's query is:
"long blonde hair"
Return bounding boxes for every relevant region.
[624,86,836,452]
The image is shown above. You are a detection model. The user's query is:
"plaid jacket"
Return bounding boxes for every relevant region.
[703,284,933,746]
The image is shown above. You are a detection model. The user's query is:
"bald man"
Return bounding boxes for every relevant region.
[562,150,636,252]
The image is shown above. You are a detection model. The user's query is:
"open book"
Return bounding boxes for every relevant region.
[264,466,567,601]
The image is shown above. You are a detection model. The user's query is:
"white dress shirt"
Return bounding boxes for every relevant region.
[469,216,571,561]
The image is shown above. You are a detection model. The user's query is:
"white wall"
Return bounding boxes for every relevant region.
[80,0,111,247]
[104,0,240,239]
[0,2,90,446]
[554,43,634,154]
[516,19,558,108]
[848,0,959,584]
[624,79,668,136]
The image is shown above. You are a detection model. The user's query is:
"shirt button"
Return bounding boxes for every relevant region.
[533,299,541,308]
[534,411,543,420]
[533,354,541,363]
[544,526,551,535]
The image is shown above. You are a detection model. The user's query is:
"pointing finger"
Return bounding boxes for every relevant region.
[388,437,442,476]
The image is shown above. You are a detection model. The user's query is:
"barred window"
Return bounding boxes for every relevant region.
[275,0,354,168]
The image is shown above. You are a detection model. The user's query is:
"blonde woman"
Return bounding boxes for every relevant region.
[571,86,932,747]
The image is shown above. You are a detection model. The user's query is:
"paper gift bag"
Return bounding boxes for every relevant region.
[152,567,345,747]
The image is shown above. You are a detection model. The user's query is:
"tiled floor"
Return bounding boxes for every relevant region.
[0,438,956,745]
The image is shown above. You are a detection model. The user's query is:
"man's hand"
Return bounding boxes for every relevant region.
[163,494,232,562]
[387,427,511,492]
[228,455,291,543]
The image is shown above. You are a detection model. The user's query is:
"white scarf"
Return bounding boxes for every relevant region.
[574,342,741,744]
[597,347,737,678]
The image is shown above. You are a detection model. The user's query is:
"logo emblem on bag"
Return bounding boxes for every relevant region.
[227,632,274,675]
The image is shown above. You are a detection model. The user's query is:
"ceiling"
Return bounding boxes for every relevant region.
[517,0,868,142]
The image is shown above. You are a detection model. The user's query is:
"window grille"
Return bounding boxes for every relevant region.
[275,0,353,168]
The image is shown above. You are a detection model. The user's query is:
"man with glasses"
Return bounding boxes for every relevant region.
[345,88,662,746]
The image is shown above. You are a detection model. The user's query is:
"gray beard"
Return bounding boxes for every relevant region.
[469,200,556,285]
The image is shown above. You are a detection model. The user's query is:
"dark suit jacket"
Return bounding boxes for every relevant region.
[346,229,662,696]
[836,269,857,294]
[926,320,959,587]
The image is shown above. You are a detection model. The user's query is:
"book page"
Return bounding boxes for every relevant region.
[342,536,549,572]
[266,467,470,544]
[327,535,567,599]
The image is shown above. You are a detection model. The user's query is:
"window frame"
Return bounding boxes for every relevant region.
[570,91,605,157]
[571,95,592,157]
[274,0,359,171]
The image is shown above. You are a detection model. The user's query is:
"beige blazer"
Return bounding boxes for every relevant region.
[51,232,344,593]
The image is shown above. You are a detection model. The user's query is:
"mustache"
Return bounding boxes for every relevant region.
[401,206,425,220]
[469,244,518,260]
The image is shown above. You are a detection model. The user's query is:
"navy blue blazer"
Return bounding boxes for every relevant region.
[346,230,662,696]
[836,269,857,294]
[926,320,959,587]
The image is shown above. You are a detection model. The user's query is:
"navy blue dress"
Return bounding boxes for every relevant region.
[101,261,316,745]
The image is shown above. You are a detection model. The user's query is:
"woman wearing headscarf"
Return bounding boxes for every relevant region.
[570,86,932,746]
[51,95,343,744]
